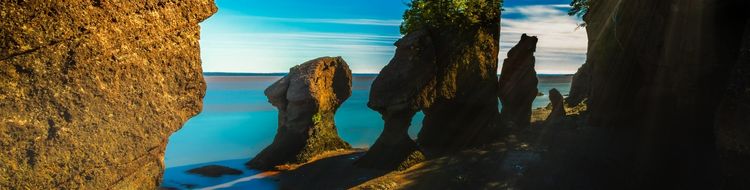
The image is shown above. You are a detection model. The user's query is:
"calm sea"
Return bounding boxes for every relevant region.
[161,74,572,189]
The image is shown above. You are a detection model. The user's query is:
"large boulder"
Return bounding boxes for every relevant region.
[247,57,352,170]
[0,1,216,189]
[354,30,434,170]
[498,34,539,128]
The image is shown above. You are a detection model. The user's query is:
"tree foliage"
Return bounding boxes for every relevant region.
[568,0,589,17]
[400,0,503,35]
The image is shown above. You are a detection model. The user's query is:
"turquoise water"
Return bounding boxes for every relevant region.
[161,74,571,189]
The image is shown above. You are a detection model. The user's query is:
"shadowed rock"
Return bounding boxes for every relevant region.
[498,34,539,128]
[714,21,750,189]
[247,57,352,170]
[0,1,216,189]
[354,30,434,170]
[566,62,591,107]
[545,88,565,125]
[415,17,503,155]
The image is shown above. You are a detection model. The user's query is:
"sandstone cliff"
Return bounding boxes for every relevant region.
[247,57,352,170]
[0,1,216,189]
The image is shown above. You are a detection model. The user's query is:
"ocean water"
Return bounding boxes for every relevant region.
[161,74,572,189]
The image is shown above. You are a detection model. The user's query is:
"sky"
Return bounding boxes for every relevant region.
[199,0,587,74]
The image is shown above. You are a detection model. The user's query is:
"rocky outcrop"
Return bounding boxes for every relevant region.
[714,21,750,189]
[498,34,539,128]
[247,57,352,170]
[354,30,434,170]
[545,88,565,125]
[0,1,215,189]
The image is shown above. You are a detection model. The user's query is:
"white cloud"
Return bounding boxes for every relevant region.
[500,4,588,74]
[200,32,397,73]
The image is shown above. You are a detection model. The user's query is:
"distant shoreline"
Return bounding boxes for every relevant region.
[203,72,574,77]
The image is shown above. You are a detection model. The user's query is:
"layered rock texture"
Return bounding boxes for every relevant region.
[247,57,352,170]
[545,88,565,125]
[0,1,215,189]
[354,30,434,170]
[498,34,539,128]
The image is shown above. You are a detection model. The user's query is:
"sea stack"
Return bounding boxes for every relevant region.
[498,34,539,128]
[354,30,435,170]
[0,1,216,189]
[247,57,352,170]
[545,88,566,125]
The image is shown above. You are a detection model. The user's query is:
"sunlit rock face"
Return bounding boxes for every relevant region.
[498,34,539,128]
[576,0,750,188]
[247,57,352,170]
[0,1,216,189]
[354,30,434,170]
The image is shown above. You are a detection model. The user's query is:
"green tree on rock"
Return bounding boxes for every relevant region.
[400,0,503,35]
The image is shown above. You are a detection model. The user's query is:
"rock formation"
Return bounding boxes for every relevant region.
[498,34,539,128]
[0,1,215,189]
[360,0,502,166]
[354,30,434,170]
[247,57,352,170]
[415,15,503,155]
[545,88,565,125]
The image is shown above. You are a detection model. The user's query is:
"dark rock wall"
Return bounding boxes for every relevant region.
[247,57,352,170]
[714,20,750,189]
[0,1,216,189]
[580,0,750,188]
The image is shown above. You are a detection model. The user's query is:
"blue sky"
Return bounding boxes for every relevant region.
[199,0,587,74]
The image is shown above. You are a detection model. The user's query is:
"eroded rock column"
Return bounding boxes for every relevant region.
[354,30,435,170]
[498,34,539,128]
[247,57,352,170]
